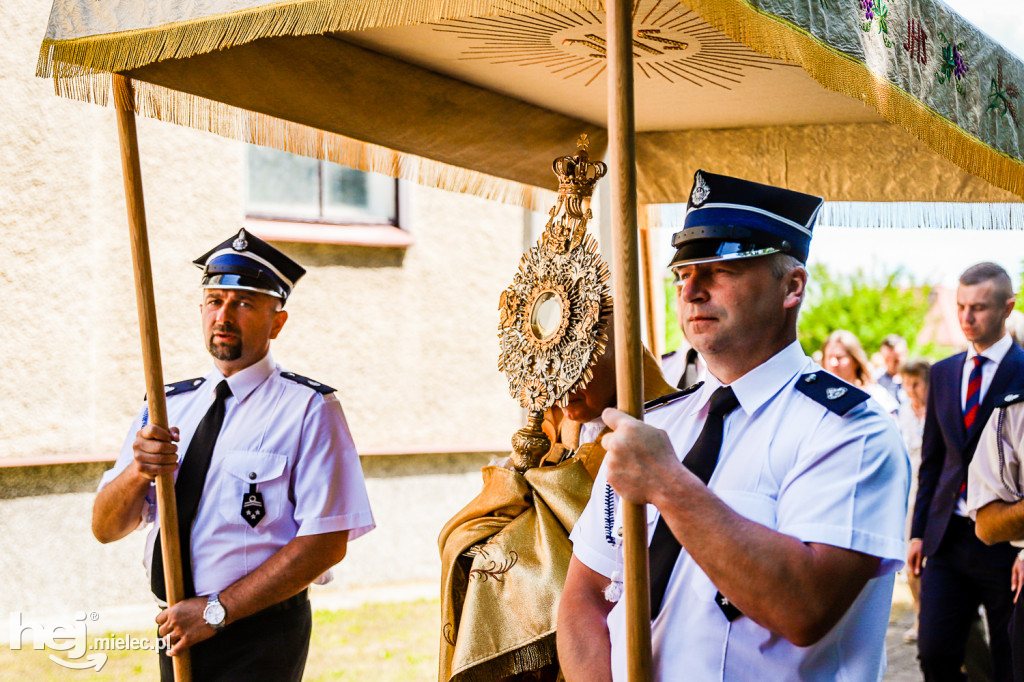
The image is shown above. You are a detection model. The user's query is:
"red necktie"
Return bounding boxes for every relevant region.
[963,355,987,430]
[959,356,986,503]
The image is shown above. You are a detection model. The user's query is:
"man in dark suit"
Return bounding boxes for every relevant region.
[910,262,1024,682]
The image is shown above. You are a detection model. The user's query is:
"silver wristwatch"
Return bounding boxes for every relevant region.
[203,593,227,632]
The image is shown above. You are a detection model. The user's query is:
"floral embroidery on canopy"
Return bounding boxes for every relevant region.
[859,0,892,47]
[938,32,969,93]
[988,59,1020,127]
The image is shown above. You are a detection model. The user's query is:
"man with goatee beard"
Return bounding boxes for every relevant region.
[92,229,374,681]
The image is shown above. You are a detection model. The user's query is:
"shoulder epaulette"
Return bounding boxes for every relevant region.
[143,377,205,401]
[167,377,206,396]
[661,350,677,360]
[644,381,703,413]
[794,371,869,416]
[996,391,1024,408]
[281,371,336,394]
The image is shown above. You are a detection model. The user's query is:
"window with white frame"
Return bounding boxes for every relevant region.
[245,145,399,226]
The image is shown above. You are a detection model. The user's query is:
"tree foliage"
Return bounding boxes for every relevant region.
[661,264,936,360]
[664,278,684,355]
[1018,266,1024,311]
[798,264,934,358]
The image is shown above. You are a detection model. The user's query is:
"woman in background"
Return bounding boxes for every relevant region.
[821,329,900,415]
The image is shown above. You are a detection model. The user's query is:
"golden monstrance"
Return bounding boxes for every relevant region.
[498,136,612,471]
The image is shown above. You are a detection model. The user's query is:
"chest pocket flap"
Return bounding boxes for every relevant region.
[218,451,288,526]
[223,451,287,483]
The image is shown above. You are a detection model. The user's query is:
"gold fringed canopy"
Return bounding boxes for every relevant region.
[39,0,1024,208]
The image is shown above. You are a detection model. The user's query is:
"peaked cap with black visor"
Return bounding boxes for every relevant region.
[194,228,306,303]
[669,170,824,272]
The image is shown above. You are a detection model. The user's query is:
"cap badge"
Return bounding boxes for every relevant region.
[232,229,248,252]
[691,172,710,207]
[826,387,848,400]
[1006,393,1020,402]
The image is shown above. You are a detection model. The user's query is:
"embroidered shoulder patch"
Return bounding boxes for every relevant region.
[143,377,205,401]
[644,381,704,413]
[996,391,1024,408]
[794,372,869,416]
[281,371,336,394]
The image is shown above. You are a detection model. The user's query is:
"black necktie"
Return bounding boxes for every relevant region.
[648,386,739,619]
[152,380,232,601]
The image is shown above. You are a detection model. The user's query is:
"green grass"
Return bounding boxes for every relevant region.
[304,600,437,681]
[0,600,439,681]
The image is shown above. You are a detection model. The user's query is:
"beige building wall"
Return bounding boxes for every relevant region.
[1,0,536,620]
[0,86,524,461]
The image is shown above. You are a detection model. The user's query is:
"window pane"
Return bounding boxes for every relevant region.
[246,145,320,220]
[323,165,397,224]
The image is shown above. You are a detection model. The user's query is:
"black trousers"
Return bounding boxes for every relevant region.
[918,515,1017,682]
[159,592,312,682]
[1012,593,1024,682]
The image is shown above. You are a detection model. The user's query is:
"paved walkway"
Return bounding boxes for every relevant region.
[885,581,921,681]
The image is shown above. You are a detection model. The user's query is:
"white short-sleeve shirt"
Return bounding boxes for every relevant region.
[966,400,1024,548]
[99,353,375,598]
[570,341,909,681]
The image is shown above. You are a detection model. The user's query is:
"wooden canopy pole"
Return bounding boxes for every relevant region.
[606,0,653,679]
[112,74,192,682]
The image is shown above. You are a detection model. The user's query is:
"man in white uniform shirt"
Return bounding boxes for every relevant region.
[968,391,1024,682]
[557,171,909,681]
[92,229,375,681]
[659,344,705,390]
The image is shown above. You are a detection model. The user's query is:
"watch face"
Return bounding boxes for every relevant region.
[204,601,226,625]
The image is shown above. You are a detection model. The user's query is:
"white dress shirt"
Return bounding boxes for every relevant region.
[898,402,925,539]
[570,341,909,681]
[960,334,1013,410]
[579,417,606,449]
[100,353,375,599]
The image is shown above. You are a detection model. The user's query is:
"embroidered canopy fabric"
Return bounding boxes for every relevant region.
[39,0,1024,207]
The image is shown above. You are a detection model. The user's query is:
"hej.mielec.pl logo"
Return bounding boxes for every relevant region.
[10,610,169,672]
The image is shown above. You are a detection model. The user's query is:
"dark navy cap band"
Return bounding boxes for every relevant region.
[677,206,810,243]
[673,207,807,261]
[204,254,290,295]
[194,229,305,302]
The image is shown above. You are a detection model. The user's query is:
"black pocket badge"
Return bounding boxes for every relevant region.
[241,483,266,527]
